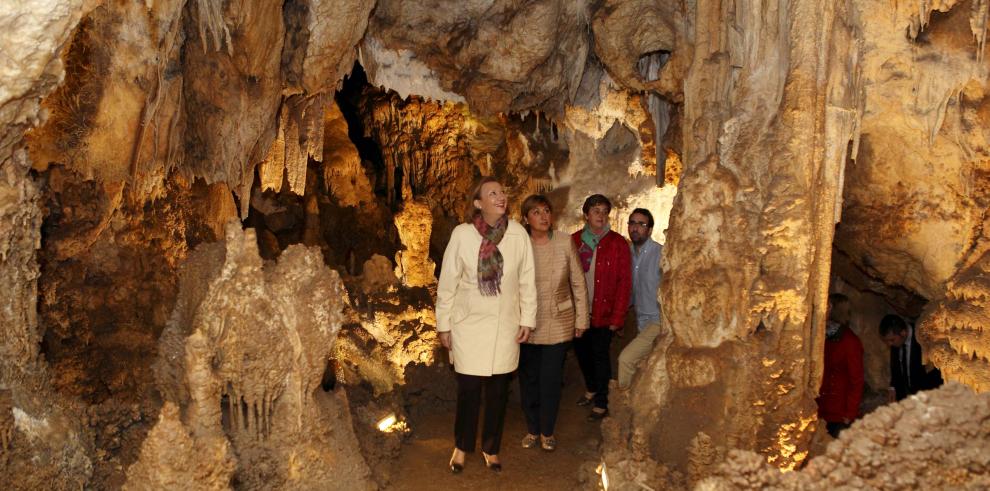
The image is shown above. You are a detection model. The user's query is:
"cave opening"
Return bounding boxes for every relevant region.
[335,62,391,207]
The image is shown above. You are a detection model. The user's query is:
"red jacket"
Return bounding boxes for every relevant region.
[571,230,632,328]
[817,326,864,423]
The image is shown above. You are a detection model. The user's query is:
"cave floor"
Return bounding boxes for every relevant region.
[391,333,634,490]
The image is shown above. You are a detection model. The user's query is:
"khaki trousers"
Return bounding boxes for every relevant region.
[617,320,662,388]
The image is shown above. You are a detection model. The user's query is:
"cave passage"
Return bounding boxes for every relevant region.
[236,64,672,488]
[6,1,990,490]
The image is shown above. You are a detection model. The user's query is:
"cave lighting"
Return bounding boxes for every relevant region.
[376,413,409,433]
[376,414,397,432]
[596,461,610,490]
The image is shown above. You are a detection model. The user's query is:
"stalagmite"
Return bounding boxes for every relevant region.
[134,223,375,489]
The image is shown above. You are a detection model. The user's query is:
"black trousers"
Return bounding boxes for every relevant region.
[825,421,850,438]
[518,342,569,437]
[454,372,510,454]
[574,327,613,409]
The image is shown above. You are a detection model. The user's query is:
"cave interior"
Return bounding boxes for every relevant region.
[1,0,989,489]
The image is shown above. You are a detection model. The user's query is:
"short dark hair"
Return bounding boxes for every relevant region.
[582,194,612,215]
[878,314,908,336]
[520,194,553,235]
[630,208,654,228]
[828,293,849,307]
[827,293,850,324]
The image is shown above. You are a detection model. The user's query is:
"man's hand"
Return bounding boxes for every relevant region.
[439,331,452,349]
[575,328,587,338]
[516,326,532,343]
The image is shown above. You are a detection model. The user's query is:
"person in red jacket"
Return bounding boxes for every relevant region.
[817,293,864,438]
[571,194,632,420]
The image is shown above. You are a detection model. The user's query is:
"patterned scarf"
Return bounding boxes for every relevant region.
[473,213,508,296]
[578,224,610,272]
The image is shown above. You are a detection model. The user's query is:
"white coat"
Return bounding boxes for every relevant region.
[436,220,537,376]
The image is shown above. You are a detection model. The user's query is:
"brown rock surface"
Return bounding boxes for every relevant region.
[591,0,685,97]
[698,383,990,490]
[4,0,990,488]
[0,1,99,488]
[141,222,375,489]
[835,1,990,300]
[26,0,187,196]
[366,0,590,115]
[918,243,990,391]
[123,402,235,491]
[603,0,863,483]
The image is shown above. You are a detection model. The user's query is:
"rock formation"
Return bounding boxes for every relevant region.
[601,0,861,484]
[364,0,591,115]
[918,245,990,392]
[134,222,374,489]
[698,383,990,490]
[2,0,990,488]
[1,1,99,488]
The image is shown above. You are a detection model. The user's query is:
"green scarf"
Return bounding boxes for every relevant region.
[578,224,610,272]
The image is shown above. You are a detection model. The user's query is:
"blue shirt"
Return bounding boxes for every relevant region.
[630,238,662,331]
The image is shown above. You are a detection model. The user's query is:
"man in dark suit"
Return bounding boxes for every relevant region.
[879,315,943,403]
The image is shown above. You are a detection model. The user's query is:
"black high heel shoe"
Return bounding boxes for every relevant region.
[482,452,502,472]
[449,448,464,474]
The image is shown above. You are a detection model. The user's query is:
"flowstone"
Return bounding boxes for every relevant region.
[129,222,375,490]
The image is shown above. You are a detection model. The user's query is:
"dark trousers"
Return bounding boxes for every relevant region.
[454,372,510,454]
[518,342,569,437]
[574,327,613,409]
[825,421,850,438]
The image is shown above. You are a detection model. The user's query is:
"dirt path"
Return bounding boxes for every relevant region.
[391,331,634,491]
[391,354,605,490]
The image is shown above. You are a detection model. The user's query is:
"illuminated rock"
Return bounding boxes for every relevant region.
[698,384,990,490]
[147,222,374,489]
[393,196,436,288]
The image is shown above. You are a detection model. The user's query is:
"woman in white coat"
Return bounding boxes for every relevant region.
[436,176,537,473]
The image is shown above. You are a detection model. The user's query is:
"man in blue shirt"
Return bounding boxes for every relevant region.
[617,208,663,388]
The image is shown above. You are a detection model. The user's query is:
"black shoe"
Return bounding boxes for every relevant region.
[449,449,464,474]
[482,452,502,472]
[587,408,609,421]
[576,393,595,406]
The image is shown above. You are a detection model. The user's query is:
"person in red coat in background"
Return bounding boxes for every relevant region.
[817,293,864,438]
[571,194,632,421]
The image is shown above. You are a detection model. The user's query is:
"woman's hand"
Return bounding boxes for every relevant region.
[574,328,586,338]
[439,331,452,349]
[516,326,532,343]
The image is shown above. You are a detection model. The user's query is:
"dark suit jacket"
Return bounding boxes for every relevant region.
[890,329,943,401]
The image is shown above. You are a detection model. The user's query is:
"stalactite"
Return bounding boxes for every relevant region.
[258,95,328,195]
[245,397,254,435]
[646,94,670,182]
[638,51,671,184]
[195,0,232,55]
